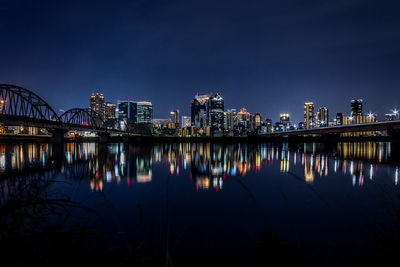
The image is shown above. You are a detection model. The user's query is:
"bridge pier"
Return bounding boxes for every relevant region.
[49,129,68,145]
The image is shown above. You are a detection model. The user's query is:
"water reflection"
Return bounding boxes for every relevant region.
[1,142,399,191]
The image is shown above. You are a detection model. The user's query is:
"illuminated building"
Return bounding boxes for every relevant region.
[280,113,291,130]
[90,93,105,119]
[136,101,153,124]
[385,113,397,121]
[118,99,136,130]
[104,102,116,120]
[207,93,224,133]
[253,112,262,132]
[191,93,212,128]
[190,93,224,132]
[181,116,191,128]
[336,113,344,125]
[237,108,251,133]
[316,107,328,127]
[280,113,290,124]
[117,100,153,130]
[304,102,314,129]
[265,118,273,132]
[224,109,236,132]
[342,113,377,137]
[350,99,363,117]
[170,109,180,128]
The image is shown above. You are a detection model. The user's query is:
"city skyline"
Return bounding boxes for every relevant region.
[91,89,398,124]
[1,0,400,123]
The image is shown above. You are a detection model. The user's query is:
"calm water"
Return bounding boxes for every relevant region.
[1,142,400,266]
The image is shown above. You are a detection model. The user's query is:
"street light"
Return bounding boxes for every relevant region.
[393,109,399,120]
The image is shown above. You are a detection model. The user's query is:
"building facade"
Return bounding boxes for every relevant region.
[117,100,153,130]
[105,102,116,120]
[181,116,191,128]
[350,99,363,117]
[304,102,315,129]
[316,107,328,127]
[90,93,105,119]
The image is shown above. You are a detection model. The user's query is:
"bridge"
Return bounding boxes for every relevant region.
[0,84,133,144]
[262,121,400,140]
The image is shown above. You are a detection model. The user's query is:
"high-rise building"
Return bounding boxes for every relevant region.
[350,99,363,117]
[237,108,251,132]
[253,112,262,132]
[304,102,314,129]
[207,93,224,131]
[105,102,116,120]
[316,107,328,127]
[191,94,212,128]
[224,109,236,132]
[117,100,153,130]
[90,93,105,119]
[190,93,224,131]
[280,113,290,124]
[136,101,153,124]
[170,109,180,125]
[181,116,191,128]
[117,99,136,130]
[336,113,344,125]
[265,118,273,132]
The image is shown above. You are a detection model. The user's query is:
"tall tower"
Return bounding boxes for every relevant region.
[104,102,116,120]
[90,93,105,121]
[304,102,315,129]
[316,107,329,127]
[170,110,180,124]
[350,99,363,117]
[207,93,224,131]
[191,94,212,128]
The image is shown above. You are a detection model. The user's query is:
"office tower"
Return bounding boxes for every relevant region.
[170,109,180,125]
[350,99,363,117]
[317,107,328,127]
[117,100,153,130]
[90,93,105,119]
[117,99,136,130]
[181,116,191,128]
[304,102,314,129]
[191,94,212,128]
[253,112,262,132]
[280,113,290,124]
[207,93,224,131]
[104,102,116,120]
[224,109,236,132]
[336,113,344,125]
[237,108,251,132]
[136,101,153,123]
[190,93,224,130]
[265,118,273,132]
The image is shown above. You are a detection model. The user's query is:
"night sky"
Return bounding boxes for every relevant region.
[1,0,400,123]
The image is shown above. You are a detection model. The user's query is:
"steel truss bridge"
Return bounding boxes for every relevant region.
[0,84,131,143]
